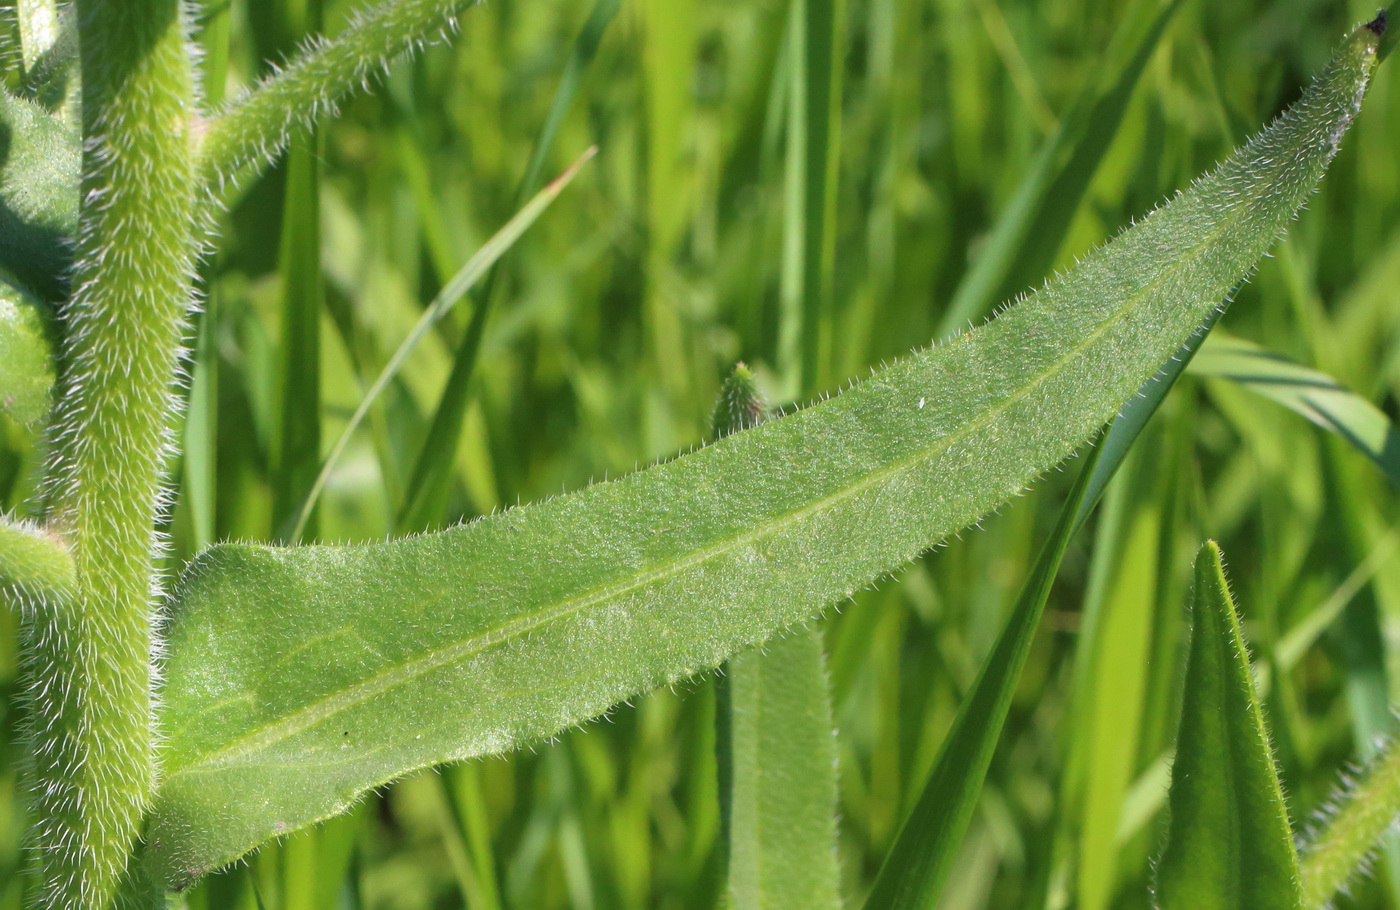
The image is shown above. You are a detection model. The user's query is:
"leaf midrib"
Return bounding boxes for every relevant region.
[167,193,1261,778]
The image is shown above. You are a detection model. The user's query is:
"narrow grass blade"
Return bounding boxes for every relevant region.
[197,0,232,107]
[1154,542,1303,910]
[283,148,596,542]
[272,133,324,542]
[987,0,1184,319]
[1301,733,1400,906]
[178,0,234,552]
[147,24,1384,888]
[936,0,1181,336]
[396,0,619,533]
[1075,304,1222,534]
[0,270,54,426]
[1190,334,1400,491]
[1319,441,1400,899]
[862,442,1102,910]
[1274,525,1400,674]
[1073,460,1164,910]
[180,274,220,551]
[775,0,844,393]
[1380,5,1398,62]
[795,0,843,391]
[639,0,698,410]
[713,365,840,909]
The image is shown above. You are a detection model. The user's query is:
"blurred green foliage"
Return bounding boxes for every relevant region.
[6,0,1400,906]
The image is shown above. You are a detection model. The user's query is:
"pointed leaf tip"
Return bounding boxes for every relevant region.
[1154,541,1302,910]
[712,363,769,439]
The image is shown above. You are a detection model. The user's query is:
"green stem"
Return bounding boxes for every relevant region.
[28,1,198,906]
[1301,735,1400,907]
[197,0,479,193]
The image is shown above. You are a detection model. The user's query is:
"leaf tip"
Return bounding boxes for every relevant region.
[711,362,769,439]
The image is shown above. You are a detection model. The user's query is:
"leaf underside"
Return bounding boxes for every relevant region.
[145,23,1382,889]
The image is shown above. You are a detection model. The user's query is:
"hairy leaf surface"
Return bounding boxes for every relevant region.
[147,23,1383,888]
[1154,542,1303,910]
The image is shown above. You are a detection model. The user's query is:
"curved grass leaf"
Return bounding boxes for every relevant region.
[145,22,1384,889]
[283,147,597,541]
[395,0,620,534]
[863,441,1102,910]
[1190,333,1400,491]
[1154,541,1302,910]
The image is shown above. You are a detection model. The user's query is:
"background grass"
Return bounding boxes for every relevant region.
[5,0,1400,906]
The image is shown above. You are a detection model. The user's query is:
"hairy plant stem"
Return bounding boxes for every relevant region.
[26,1,198,907]
[1301,734,1400,906]
[197,0,478,194]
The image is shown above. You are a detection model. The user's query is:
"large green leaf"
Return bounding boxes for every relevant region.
[1154,542,1303,910]
[145,21,1384,889]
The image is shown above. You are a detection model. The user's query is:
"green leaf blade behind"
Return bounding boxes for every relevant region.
[0,269,54,426]
[935,0,1181,336]
[1154,542,1303,910]
[148,23,1383,889]
[863,442,1102,910]
[712,365,841,910]
[719,631,840,910]
[0,87,78,300]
